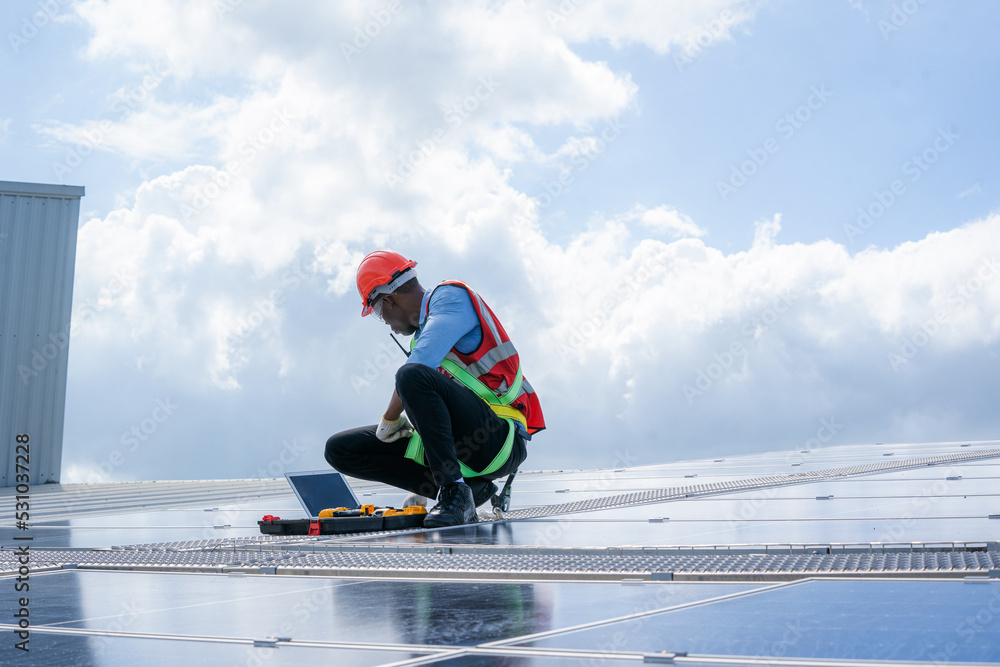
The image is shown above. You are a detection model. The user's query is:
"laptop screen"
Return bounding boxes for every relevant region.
[284,470,360,518]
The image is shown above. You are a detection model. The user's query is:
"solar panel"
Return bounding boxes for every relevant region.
[2,440,999,665]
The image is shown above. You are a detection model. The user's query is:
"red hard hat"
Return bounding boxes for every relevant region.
[356,250,418,316]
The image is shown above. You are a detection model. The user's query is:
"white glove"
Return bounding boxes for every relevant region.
[376,414,413,442]
[402,493,429,508]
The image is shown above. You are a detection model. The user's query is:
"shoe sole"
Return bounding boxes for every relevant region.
[469,482,497,508]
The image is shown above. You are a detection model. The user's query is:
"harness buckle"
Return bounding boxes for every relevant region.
[490,472,516,515]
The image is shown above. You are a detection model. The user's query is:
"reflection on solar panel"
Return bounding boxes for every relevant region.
[2,440,1000,665]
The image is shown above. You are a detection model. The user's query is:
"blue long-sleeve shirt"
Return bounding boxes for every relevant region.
[406,285,481,368]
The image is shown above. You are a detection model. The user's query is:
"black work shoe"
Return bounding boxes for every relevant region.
[466,477,497,508]
[424,482,477,528]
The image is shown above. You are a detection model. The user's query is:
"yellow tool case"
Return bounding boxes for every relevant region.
[258,505,427,535]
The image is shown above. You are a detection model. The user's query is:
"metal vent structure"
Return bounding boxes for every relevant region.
[0,180,85,486]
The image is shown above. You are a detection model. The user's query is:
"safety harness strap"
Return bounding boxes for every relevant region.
[408,335,525,408]
[404,417,516,478]
[402,307,525,482]
[440,358,523,407]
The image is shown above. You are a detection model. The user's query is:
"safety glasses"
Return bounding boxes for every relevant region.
[371,295,388,322]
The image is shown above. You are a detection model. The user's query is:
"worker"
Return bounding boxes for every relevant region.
[325,250,545,527]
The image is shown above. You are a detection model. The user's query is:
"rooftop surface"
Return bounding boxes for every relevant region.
[2,440,999,666]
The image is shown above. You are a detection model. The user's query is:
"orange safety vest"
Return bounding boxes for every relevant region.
[404,281,544,477]
[427,280,545,434]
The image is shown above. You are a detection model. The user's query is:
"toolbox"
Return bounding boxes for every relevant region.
[258,505,426,535]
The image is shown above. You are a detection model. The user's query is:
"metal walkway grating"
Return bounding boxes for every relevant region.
[93,445,1000,551]
[502,448,1000,519]
[5,448,999,582]
[3,544,999,582]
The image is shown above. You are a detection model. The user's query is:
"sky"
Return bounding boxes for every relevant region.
[2,0,999,483]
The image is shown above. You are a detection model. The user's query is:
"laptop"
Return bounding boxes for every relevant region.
[284,470,360,519]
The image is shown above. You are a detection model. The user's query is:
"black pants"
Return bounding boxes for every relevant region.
[325,363,526,499]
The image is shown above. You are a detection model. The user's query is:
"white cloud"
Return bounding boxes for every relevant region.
[957,183,981,199]
[620,204,706,238]
[66,166,1000,479]
[56,0,1000,482]
[541,0,759,54]
[477,126,543,163]
[533,213,1000,464]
